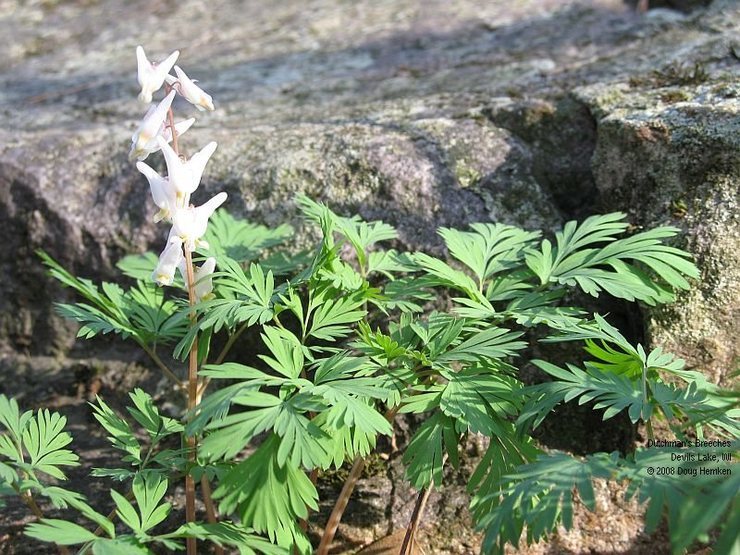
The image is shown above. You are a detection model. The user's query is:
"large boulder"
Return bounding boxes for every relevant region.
[0,0,738,553]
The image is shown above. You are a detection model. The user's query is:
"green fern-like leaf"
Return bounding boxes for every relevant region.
[524,214,698,305]
[306,289,367,342]
[25,520,99,545]
[439,365,521,434]
[475,451,620,554]
[165,522,288,554]
[205,209,293,262]
[403,412,460,488]
[214,435,317,553]
[22,410,79,480]
[517,360,649,432]
[439,223,540,287]
[90,396,141,464]
[619,445,739,553]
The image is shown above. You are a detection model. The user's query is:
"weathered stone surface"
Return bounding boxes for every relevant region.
[579,82,740,385]
[1,0,738,553]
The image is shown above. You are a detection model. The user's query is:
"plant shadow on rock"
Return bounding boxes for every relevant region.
[521,296,645,457]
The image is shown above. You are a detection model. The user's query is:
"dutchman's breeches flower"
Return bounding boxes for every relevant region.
[179,257,217,302]
[166,65,215,111]
[169,192,228,252]
[157,137,218,205]
[130,90,176,160]
[136,46,179,104]
[130,117,195,161]
[152,237,184,286]
[133,45,224,295]
[136,162,178,222]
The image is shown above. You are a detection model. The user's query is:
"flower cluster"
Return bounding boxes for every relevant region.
[131,46,225,301]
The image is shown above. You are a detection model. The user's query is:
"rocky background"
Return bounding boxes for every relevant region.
[0,0,738,553]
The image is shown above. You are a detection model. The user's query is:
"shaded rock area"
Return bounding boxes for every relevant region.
[0,0,738,553]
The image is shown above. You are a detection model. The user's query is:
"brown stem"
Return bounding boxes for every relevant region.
[201,476,224,555]
[399,485,433,555]
[316,404,404,552]
[317,405,400,553]
[184,249,199,555]
[316,456,366,555]
[165,85,180,156]
[165,96,198,555]
[400,450,447,555]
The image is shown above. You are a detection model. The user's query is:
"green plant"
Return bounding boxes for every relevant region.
[1,46,737,555]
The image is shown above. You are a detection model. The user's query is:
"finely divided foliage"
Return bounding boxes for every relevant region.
[2,48,736,555]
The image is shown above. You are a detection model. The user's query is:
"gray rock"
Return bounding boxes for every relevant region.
[579,82,740,385]
[1,0,739,553]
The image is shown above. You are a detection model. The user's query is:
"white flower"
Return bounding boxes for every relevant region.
[129,117,195,161]
[130,90,176,161]
[165,65,215,111]
[136,161,178,222]
[179,257,217,301]
[157,138,218,205]
[152,237,184,286]
[137,46,179,104]
[169,192,228,251]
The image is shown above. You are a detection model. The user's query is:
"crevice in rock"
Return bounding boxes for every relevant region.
[484,94,652,456]
[483,94,600,221]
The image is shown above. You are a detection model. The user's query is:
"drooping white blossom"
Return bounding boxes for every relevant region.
[179,257,217,301]
[136,162,178,222]
[136,46,179,104]
[166,65,215,111]
[157,137,218,205]
[169,192,228,251]
[130,90,176,160]
[129,117,195,161]
[134,46,226,290]
[152,237,184,286]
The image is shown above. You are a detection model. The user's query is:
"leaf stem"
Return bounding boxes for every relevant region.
[214,321,249,365]
[200,475,224,555]
[139,342,184,390]
[641,363,655,442]
[317,406,400,554]
[645,418,655,442]
[196,319,252,400]
[316,456,366,555]
[399,484,433,555]
[16,487,70,555]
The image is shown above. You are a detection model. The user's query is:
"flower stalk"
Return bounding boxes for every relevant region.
[132,45,223,555]
[184,246,198,555]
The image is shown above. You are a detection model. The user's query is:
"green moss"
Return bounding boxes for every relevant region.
[630,62,709,89]
[660,90,691,104]
[454,160,481,188]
